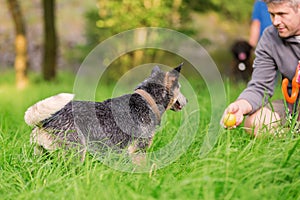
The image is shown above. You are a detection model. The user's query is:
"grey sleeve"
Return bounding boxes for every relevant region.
[237,33,277,114]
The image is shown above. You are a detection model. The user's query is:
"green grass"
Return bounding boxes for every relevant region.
[0,71,300,200]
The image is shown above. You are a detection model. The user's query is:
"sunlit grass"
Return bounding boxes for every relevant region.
[0,71,299,199]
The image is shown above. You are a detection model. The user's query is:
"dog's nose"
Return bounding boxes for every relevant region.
[178,93,187,106]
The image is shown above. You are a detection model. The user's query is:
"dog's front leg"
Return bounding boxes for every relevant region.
[127,141,147,166]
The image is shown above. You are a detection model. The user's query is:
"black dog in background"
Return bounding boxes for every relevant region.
[230,40,253,82]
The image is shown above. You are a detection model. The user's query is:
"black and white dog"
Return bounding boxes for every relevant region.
[230,40,253,82]
[24,64,187,163]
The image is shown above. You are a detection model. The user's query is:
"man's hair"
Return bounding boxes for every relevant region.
[263,0,300,7]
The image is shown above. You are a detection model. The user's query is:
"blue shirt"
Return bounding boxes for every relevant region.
[252,0,272,37]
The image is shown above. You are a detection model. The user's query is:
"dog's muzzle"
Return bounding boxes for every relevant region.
[171,92,187,111]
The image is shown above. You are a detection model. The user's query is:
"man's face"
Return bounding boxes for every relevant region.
[268,1,300,38]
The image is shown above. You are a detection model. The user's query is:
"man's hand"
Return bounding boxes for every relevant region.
[221,99,252,128]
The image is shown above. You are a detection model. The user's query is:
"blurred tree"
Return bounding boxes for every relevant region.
[6,0,28,89]
[82,0,186,81]
[95,0,179,41]
[210,0,252,21]
[185,0,252,22]
[76,0,254,82]
[42,0,57,81]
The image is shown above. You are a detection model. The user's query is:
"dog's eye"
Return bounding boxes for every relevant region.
[173,82,180,89]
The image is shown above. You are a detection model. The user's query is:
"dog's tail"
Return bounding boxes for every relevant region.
[24,93,74,126]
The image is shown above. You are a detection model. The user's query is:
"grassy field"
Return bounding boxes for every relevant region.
[0,71,300,200]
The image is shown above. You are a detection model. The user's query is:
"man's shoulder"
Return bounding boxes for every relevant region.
[260,26,280,42]
[256,26,281,53]
[263,26,277,35]
[262,26,298,43]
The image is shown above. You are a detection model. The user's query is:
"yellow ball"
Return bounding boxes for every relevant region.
[223,113,236,127]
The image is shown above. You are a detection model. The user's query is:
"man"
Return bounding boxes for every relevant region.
[222,0,300,135]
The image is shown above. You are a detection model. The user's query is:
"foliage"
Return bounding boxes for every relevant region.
[73,0,255,82]
[90,0,253,44]
[94,0,180,42]
[0,71,300,199]
[77,0,195,82]
[185,0,253,22]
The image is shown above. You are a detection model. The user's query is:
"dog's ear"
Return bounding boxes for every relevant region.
[174,62,183,73]
[151,65,161,76]
[170,62,183,76]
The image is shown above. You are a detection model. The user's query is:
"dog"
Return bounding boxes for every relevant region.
[24,63,187,163]
[230,40,253,82]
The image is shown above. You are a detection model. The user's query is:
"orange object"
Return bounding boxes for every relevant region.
[282,61,300,104]
[223,113,236,127]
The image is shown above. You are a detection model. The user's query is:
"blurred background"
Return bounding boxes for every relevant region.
[0,0,255,88]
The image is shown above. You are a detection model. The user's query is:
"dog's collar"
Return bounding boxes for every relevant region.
[134,89,161,123]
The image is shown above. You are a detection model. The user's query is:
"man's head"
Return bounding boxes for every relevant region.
[263,0,300,6]
[263,0,300,38]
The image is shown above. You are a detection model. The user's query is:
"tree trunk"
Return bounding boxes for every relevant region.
[172,0,182,27]
[133,28,147,66]
[42,0,57,81]
[6,0,28,89]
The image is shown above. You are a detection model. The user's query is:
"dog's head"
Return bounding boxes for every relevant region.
[230,40,253,74]
[231,40,252,62]
[135,63,187,112]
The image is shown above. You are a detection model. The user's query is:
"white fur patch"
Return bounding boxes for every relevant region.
[30,128,58,151]
[177,92,187,107]
[24,93,74,125]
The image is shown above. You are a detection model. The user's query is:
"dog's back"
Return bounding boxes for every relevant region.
[40,94,157,149]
